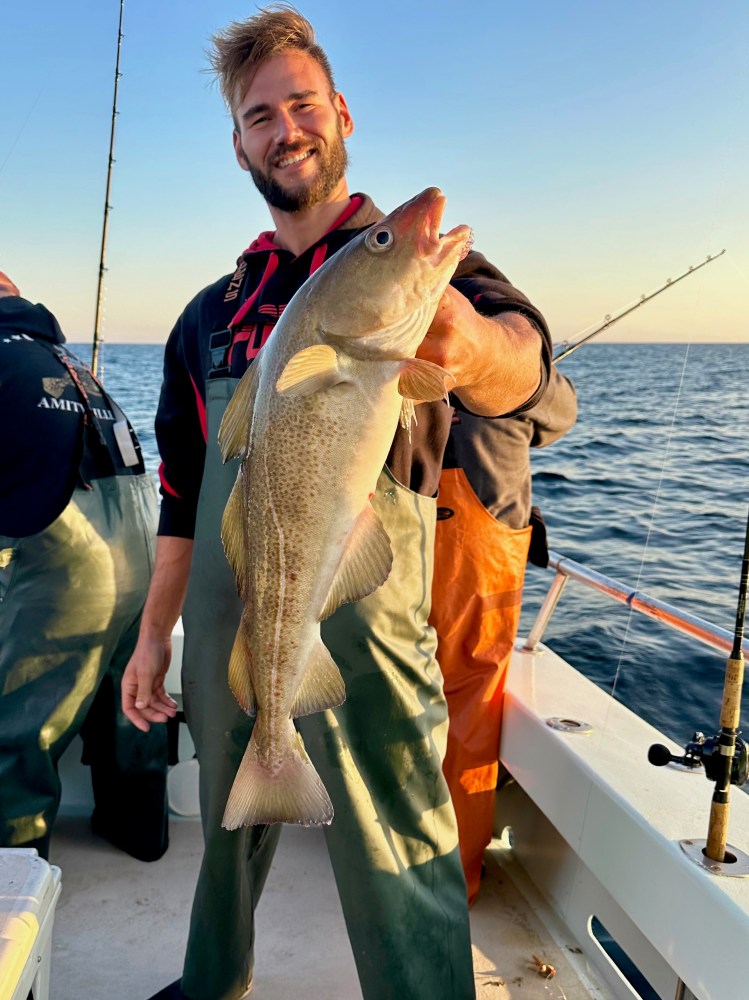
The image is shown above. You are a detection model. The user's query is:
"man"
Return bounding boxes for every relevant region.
[432,367,577,905]
[0,270,169,863]
[122,7,552,999]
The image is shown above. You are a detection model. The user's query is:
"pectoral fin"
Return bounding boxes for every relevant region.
[398,358,455,402]
[219,361,259,462]
[320,503,393,620]
[290,640,346,717]
[276,345,346,398]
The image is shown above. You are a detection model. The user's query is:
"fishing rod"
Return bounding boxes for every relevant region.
[91,0,125,378]
[704,506,749,863]
[648,505,749,867]
[552,250,726,364]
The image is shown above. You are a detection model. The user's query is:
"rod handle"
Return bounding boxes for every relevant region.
[705,798,731,862]
[719,656,744,730]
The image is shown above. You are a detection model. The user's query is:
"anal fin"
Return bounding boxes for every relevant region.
[291,640,346,717]
[319,503,393,620]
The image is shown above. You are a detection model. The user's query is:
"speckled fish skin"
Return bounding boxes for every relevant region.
[218,187,472,829]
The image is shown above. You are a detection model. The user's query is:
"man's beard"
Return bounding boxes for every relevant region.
[242,126,348,213]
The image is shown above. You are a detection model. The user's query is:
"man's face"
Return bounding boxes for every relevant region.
[233,50,354,213]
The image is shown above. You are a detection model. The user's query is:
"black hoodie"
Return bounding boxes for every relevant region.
[0,297,143,536]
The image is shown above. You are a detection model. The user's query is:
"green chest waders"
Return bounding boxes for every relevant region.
[0,474,169,861]
[180,376,475,1000]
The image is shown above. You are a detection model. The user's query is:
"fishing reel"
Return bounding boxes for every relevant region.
[648,732,749,787]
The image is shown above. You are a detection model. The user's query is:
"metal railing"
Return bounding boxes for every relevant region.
[522,550,748,657]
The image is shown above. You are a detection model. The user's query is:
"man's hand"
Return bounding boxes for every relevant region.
[122,635,178,732]
[121,535,193,731]
[417,285,542,416]
[416,285,480,388]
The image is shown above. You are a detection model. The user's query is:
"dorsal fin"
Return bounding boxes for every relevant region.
[221,469,250,600]
[227,622,256,715]
[219,361,260,462]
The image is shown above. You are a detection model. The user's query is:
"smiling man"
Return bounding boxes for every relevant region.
[122,6,552,1000]
[233,53,352,219]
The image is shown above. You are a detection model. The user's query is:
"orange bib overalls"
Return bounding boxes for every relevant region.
[430,467,531,905]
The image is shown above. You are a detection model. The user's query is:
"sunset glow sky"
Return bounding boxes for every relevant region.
[2,1,747,345]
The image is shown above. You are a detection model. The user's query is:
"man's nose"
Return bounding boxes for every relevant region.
[274,109,303,144]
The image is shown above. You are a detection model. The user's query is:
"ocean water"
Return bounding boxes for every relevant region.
[81,341,749,751]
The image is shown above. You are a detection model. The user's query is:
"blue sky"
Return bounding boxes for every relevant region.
[2,1,747,345]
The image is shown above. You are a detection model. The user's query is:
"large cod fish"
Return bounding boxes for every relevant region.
[219,187,472,829]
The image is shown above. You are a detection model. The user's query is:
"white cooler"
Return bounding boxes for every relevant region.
[0,848,61,1000]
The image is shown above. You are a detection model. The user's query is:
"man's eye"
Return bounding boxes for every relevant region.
[251,116,269,127]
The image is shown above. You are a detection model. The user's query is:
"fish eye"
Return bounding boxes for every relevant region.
[365,226,395,253]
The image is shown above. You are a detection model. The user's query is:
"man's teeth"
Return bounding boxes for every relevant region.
[277,150,313,168]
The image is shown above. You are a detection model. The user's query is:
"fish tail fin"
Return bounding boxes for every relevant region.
[290,639,345,717]
[222,721,333,829]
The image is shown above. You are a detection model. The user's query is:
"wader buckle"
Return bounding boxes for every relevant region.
[208,329,232,379]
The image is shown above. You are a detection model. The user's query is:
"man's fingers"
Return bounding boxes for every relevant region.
[135,673,156,710]
[122,701,173,732]
[139,705,173,723]
[121,641,176,730]
[122,706,151,733]
[151,693,179,716]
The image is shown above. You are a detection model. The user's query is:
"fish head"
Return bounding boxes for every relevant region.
[309,187,472,359]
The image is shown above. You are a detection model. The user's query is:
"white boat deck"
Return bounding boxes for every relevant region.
[31,630,749,1000]
[47,810,602,1000]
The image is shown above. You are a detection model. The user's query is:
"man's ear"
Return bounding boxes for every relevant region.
[233,129,251,172]
[334,93,354,139]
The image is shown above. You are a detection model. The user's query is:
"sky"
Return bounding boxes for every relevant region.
[1,1,747,346]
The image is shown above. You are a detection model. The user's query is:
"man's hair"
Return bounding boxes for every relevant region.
[209,4,336,114]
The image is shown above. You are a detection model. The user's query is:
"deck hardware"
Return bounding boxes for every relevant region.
[515,638,545,655]
[678,838,749,878]
[546,717,592,734]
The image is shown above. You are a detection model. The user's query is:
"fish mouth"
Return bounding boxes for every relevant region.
[407,188,473,265]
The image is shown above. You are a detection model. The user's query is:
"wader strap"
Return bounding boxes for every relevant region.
[38,342,145,483]
[206,261,257,381]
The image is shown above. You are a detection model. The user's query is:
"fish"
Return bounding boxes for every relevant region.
[218,187,472,829]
